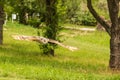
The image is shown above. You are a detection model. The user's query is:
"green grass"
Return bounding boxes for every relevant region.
[0,21,119,80]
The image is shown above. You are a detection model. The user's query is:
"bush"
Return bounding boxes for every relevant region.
[66,11,97,26]
[81,11,97,26]
[28,18,40,28]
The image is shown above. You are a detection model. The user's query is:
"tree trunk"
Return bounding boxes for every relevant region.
[42,0,58,56]
[0,5,4,45]
[18,0,28,25]
[87,0,120,70]
[19,8,28,25]
[107,0,120,69]
[110,30,120,69]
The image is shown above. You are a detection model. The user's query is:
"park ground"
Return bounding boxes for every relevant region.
[0,22,119,80]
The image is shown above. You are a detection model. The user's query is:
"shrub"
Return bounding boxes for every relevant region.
[81,11,97,26]
[28,18,40,28]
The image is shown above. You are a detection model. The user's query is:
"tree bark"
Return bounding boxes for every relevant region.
[107,0,120,69]
[0,5,4,45]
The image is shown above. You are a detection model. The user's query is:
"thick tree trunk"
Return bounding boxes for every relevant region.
[110,31,120,69]
[107,0,120,69]
[0,5,4,44]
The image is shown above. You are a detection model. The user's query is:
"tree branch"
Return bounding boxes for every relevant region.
[87,0,111,36]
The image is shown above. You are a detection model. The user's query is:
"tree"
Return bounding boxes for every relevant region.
[87,0,120,70]
[41,0,59,56]
[0,2,5,44]
[18,0,28,24]
[17,0,33,25]
[8,0,36,25]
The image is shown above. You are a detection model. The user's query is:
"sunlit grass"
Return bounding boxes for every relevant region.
[0,21,119,79]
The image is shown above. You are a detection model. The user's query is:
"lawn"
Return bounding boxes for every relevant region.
[0,21,119,80]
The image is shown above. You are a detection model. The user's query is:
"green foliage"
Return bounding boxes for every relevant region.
[28,18,40,28]
[4,5,14,20]
[57,0,108,26]
[57,0,67,23]
[65,0,81,24]
[81,11,97,26]
[2,0,108,26]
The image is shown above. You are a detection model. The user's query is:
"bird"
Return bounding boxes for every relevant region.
[12,35,78,51]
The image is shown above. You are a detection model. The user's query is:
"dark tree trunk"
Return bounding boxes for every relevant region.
[18,0,28,25]
[110,32,120,69]
[0,5,4,45]
[42,0,58,56]
[87,0,120,70]
[107,0,120,69]
[19,8,28,25]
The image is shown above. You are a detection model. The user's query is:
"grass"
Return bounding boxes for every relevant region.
[0,21,119,80]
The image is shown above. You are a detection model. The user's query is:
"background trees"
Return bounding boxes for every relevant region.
[3,0,108,26]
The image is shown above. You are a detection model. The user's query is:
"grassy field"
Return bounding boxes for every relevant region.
[0,21,119,80]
